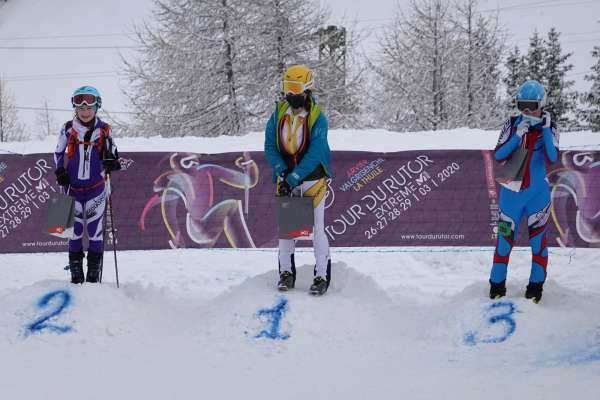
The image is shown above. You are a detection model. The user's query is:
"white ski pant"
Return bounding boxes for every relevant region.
[278,179,330,278]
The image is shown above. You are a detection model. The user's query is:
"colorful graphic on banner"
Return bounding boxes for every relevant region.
[1,150,598,253]
[139,152,259,249]
[547,151,600,248]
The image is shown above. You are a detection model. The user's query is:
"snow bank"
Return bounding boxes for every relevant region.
[1,248,599,399]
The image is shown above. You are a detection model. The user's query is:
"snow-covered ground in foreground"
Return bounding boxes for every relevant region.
[1,128,599,154]
[1,247,600,400]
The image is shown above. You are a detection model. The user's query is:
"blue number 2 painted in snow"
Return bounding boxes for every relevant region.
[255,296,290,340]
[464,301,516,346]
[26,290,73,335]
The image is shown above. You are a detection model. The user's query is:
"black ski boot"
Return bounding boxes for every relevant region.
[310,277,329,296]
[86,250,103,283]
[310,259,331,296]
[525,281,544,303]
[278,271,295,291]
[68,251,85,284]
[277,254,296,291]
[489,279,506,299]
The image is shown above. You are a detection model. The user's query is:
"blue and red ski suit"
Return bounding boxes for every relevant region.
[490,114,560,284]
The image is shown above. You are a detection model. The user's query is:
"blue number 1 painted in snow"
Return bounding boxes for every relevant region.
[255,296,290,340]
[26,290,73,335]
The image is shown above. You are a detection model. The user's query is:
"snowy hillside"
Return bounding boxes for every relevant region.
[1,247,600,399]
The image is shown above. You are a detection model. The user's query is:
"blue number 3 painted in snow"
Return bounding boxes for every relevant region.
[464,301,517,345]
[26,290,73,335]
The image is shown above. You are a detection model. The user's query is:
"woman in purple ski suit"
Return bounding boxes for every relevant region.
[54,86,120,284]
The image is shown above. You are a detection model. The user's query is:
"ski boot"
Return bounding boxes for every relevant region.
[310,260,331,296]
[278,271,295,291]
[309,276,329,296]
[525,281,544,304]
[277,254,296,291]
[68,250,85,284]
[86,250,103,283]
[489,279,506,299]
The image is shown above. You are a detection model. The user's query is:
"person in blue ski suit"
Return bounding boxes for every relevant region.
[54,86,120,284]
[489,80,560,303]
[264,64,332,296]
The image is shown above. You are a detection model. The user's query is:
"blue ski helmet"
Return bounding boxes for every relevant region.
[71,86,102,110]
[515,80,546,108]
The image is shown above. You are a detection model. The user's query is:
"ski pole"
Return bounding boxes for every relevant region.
[106,174,120,288]
[99,176,111,284]
[99,194,108,284]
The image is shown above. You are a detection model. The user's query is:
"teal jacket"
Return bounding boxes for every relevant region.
[264,100,331,187]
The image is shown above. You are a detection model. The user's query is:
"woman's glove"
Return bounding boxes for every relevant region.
[102,158,121,173]
[55,167,70,187]
[277,171,292,197]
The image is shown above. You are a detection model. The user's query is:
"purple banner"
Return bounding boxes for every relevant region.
[1,150,598,253]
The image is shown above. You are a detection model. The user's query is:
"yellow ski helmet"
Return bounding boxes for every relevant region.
[282,64,314,95]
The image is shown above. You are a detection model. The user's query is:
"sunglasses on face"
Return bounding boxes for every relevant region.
[516,100,540,112]
[72,93,98,108]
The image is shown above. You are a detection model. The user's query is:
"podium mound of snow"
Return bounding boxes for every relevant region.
[1,260,600,399]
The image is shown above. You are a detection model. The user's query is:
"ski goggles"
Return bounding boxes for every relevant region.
[516,100,541,112]
[282,80,312,95]
[72,93,99,108]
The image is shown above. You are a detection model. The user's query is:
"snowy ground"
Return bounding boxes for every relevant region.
[1,247,599,400]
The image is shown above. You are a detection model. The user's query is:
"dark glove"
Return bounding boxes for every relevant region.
[278,179,293,197]
[277,171,292,197]
[102,158,121,173]
[55,167,70,187]
[542,111,551,128]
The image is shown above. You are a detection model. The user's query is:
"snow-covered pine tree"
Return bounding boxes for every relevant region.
[474,17,505,128]
[372,0,458,131]
[581,46,600,132]
[123,0,252,137]
[543,27,577,129]
[524,30,545,82]
[452,0,504,129]
[241,0,329,126]
[313,24,365,128]
[0,78,25,142]
[503,46,526,112]
[124,0,332,137]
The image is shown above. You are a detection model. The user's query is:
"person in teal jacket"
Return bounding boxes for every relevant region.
[264,64,332,296]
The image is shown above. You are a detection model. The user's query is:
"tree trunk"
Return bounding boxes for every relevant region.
[222,0,240,135]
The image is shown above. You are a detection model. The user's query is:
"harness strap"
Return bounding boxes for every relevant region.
[66,123,111,159]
